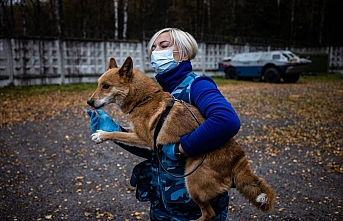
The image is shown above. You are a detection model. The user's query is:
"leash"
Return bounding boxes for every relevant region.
[154,98,206,178]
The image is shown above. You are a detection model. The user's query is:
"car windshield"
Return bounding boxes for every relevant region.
[288,53,295,58]
[282,53,292,60]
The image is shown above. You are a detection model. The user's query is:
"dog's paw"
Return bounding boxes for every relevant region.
[91,130,106,144]
[256,193,268,205]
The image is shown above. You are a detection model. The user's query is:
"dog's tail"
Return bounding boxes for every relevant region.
[232,156,275,212]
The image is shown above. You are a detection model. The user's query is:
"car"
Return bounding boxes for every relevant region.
[218,50,312,83]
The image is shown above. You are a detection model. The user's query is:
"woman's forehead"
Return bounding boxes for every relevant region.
[154,32,173,44]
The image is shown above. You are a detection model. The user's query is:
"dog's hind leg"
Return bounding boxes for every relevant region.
[186,178,216,221]
[191,199,215,221]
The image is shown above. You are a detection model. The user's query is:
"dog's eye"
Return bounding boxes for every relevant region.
[102,84,110,89]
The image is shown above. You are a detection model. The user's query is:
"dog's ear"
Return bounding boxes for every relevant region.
[108,58,118,70]
[119,57,133,78]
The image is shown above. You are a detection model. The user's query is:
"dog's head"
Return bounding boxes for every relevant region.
[87,56,134,110]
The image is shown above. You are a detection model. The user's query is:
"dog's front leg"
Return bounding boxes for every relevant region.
[91,130,108,144]
[91,130,150,147]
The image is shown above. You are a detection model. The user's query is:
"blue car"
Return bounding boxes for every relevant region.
[218,50,311,83]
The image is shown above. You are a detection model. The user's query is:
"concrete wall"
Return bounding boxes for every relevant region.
[0,38,341,87]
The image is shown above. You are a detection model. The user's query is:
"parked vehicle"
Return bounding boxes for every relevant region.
[218,50,311,83]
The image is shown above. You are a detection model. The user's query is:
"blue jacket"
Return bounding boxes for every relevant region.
[129,61,239,218]
[155,61,241,156]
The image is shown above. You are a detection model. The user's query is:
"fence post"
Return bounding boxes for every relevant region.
[103,41,107,71]
[59,40,65,84]
[328,46,332,73]
[225,44,229,57]
[140,41,146,73]
[201,43,206,76]
[8,39,14,85]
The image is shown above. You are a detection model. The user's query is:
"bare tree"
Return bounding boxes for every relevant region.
[277,0,280,22]
[290,0,295,44]
[319,0,326,44]
[20,0,27,36]
[123,0,128,38]
[114,0,118,39]
[51,0,63,38]
[0,0,340,46]
[205,0,211,32]
[0,0,3,34]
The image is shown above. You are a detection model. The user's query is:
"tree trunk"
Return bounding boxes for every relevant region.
[206,0,211,32]
[52,0,63,38]
[20,0,26,36]
[319,0,326,44]
[123,0,128,39]
[290,0,295,44]
[114,0,118,39]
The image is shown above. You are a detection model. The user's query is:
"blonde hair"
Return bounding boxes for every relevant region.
[147,28,198,60]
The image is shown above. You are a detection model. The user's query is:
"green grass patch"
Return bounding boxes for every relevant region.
[0,73,341,99]
[0,83,97,98]
[211,76,252,86]
[213,72,343,85]
[299,72,343,82]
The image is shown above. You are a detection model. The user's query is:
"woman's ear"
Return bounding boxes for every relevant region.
[182,54,189,61]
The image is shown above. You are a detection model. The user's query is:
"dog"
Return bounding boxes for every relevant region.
[87,57,275,221]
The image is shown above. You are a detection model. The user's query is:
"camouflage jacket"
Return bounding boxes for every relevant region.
[131,72,229,217]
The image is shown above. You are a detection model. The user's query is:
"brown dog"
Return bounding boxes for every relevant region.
[88,57,275,221]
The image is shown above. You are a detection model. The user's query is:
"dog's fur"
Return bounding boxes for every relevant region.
[88,57,275,221]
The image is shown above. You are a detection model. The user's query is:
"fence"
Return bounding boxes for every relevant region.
[0,38,342,87]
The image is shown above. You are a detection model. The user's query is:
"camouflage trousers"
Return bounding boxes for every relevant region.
[150,201,229,221]
[147,149,229,220]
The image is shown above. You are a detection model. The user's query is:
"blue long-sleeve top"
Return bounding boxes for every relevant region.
[155,61,241,156]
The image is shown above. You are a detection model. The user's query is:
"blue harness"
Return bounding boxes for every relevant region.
[171,72,198,103]
[130,72,228,218]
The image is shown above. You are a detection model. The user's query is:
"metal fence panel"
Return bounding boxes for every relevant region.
[0,38,342,87]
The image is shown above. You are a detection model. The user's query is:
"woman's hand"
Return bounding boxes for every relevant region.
[86,109,121,133]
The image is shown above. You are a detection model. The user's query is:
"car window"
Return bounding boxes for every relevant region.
[272,54,281,60]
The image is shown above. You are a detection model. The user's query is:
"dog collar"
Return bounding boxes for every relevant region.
[128,90,162,114]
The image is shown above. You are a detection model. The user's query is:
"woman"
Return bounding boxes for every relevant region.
[87,28,241,220]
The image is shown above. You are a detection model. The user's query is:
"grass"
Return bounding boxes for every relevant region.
[211,77,252,86]
[213,72,343,85]
[0,73,341,98]
[299,72,343,82]
[0,83,97,99]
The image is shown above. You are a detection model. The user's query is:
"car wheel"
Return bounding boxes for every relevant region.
[283,73,300,83]
[225,67,238,80]
[264,67,281,83]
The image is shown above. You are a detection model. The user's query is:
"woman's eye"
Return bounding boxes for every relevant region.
[102,84,110,89]
[160,42,171,48]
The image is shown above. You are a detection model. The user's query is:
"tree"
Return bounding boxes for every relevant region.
[0,0,341,46]
[50,0,63,38]
[114,0,118,39]
[20,0,26,36]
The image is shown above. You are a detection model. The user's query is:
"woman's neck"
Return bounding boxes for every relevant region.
[155,61,193,93]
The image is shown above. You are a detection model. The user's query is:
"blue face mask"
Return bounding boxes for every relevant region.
[151,50,180,74]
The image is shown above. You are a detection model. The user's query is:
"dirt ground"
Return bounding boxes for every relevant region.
[1,79,342,221]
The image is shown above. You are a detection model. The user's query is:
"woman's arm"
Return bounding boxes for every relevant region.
[179,77,241,156]
[87,110,152,159]
[114,141,152,160]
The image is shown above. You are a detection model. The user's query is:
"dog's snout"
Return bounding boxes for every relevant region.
[87,99,95,107]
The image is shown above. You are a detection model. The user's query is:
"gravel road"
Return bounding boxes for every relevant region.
[1,80,342,221]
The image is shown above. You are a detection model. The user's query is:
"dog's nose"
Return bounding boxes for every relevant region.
[87,99,95,107]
